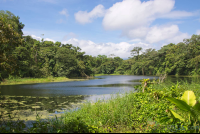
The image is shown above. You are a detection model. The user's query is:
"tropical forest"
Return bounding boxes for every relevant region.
[1,9,200,133]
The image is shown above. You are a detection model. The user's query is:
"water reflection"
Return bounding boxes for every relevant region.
[0,75,158,122]
[165,75,200,84]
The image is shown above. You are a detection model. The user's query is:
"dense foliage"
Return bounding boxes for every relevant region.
[117,36,200,75]
[0,10,124,81]
[1,10,200,81]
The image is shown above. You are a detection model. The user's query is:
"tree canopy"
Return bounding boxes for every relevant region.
[1,10,200,81]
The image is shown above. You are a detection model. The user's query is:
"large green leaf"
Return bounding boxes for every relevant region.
[194,102,200,111]
[169,109,185,121]
[193,102,200,117]
[166,97,191,112]
[181,91,196,107]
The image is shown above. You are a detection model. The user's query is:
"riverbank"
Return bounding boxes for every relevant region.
[0,74,122,85]
[94,73,125,76]
[1,78,199,133]
[0,77,88,85]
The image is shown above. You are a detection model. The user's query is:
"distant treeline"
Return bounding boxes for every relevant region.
[126,33,200,76]
[1,10,200,81]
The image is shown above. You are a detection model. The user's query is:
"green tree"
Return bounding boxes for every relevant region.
[184,34,200,75]
[0,10,24,80]
[130,47,142,60]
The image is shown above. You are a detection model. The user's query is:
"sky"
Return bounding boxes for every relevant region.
[1,0,200,59]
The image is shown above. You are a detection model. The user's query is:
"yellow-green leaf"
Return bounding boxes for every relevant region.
[181,91,196,107]
[170,109,185,122]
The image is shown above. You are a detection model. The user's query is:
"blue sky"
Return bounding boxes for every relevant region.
[1,0,200,59]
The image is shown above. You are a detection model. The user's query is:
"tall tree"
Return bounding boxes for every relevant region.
[0,10,24,80]
[130,47,142,60]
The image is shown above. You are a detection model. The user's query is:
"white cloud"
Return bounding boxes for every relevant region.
[101,0,195,43]
[102,0,175,30]
[159,10,195,19]
[62,38,152,59]
[128,38,141,43]
[196,30,200,35]
[59,8,69,18]
[124,24,189,44]
[44,38,56,43]
[125,27,149,39]
[30,34,42,41]
[167,32,190,44]
[74,4,106,24]
[145,25,179,44]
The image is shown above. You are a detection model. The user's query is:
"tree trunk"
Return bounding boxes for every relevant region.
[142,82,147,93]
[81,71,93,78]
[35,50,37,65]
[142,67,144,75]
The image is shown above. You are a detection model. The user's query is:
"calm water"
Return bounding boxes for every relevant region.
[0,75,198,124]
[0,75,157,97]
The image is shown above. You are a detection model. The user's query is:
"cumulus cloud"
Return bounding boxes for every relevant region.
[123,24,189,44]
[62,38,152,59]
[74,4,106,24]
[101,0,195,43]
[124,27,149,39]
[102,0,175,30]
[145,25,179,43]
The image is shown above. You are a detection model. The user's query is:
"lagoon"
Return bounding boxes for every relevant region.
[0,75,197,123]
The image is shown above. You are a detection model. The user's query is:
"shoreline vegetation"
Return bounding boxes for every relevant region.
[0,77,88,86]
[1,76,200,133]
[1,74,199,86]
[0,74,127,86]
